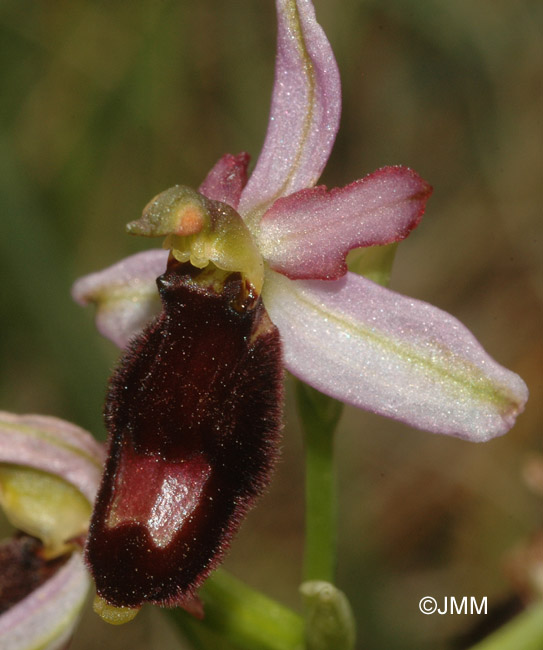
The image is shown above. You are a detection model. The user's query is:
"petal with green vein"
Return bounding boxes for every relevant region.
[263,270,528,440]
[239,0,341,227]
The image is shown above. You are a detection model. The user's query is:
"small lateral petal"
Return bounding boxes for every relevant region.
[0,549,89,650]
[238,0,341,227]
[72,249,168,348]
[263,270,528,441]
[198,152,250,209]
[258,166,432,280]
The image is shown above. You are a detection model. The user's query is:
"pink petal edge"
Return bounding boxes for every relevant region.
[238,0,341,225]
[0,411,104,503]
[258,166,432,280]
[72,249,168,348]
[262,269,528,441]
[0,552,89,650]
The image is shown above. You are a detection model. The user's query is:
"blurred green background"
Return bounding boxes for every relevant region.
[0,0,541,648]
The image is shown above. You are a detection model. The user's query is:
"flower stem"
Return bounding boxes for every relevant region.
[467,602,543,650]
[166,569,304,650]
[295,381,343,583]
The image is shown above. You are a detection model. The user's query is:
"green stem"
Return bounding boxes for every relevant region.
[166,569,304,650]
[303,422,335,583]
[295,381,343,583]
[467,602,543,650]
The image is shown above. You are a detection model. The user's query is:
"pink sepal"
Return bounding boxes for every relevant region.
[0,552,89,650]
[238,0,341,222]
[262,269,528,441]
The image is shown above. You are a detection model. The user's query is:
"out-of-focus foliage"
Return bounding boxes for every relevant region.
[0,1,541,649]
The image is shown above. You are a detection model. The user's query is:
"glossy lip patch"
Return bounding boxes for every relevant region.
[106,448,212,549]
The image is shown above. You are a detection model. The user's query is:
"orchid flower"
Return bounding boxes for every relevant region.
[74,0,527,442]
[0,412,104,649]
[65,0,529,623]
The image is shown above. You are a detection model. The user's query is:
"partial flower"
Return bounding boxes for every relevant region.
[71,0,528,618]
[0,412,104,649]
[74,0,527,441]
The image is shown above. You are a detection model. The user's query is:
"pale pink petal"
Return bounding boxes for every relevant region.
[238,0,341,227]
[262,270,528,441]
[198,152,250,209]
[0,552,89,650]
[72,249,168,348]
[0,412,104,503]
[258,166,432,280]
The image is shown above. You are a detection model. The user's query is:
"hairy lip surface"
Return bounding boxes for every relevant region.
[86,261,283,608]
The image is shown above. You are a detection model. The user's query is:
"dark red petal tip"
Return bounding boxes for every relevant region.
[198,152,251,209]
[85,260,283,609]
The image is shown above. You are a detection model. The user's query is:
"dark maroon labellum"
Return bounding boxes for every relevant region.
[85,259,283,609]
